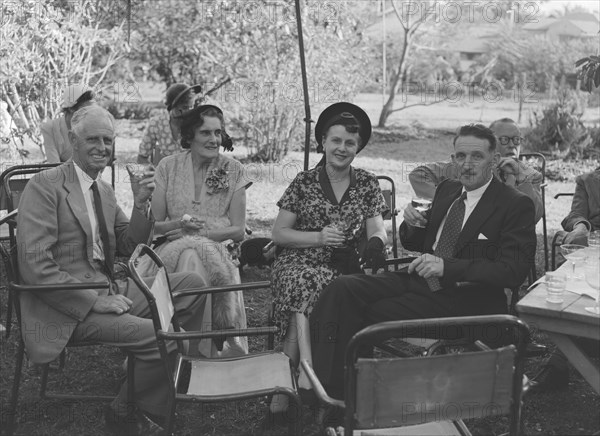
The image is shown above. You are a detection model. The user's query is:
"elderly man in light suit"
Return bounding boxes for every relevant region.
[17,105,208,434]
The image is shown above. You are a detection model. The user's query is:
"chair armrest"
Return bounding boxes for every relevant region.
[10,282,110,292]
[158,326,277,341]
[474,340,491,351]
[300,359,345,409]
[172,280,271,298]
[0,209,18,226]
[554,192,574,199]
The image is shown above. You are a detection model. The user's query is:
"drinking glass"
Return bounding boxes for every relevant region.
[588,230,600,250]
[330,216,350,247]
[560,244,587,280]
[584,260,600,315]
[411,197,432,228]
[125,163,147,182]
[545,271,567,304]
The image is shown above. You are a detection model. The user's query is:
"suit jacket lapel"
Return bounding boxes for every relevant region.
[63,163,94,253]
[455,178,500,252]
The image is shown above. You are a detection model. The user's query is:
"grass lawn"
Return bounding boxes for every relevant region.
[1,112,599,435]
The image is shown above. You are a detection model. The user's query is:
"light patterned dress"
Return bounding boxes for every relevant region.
[138,109,182,165]
[154,151,245,228]
[149,151,248,356]
[272,166,388,339]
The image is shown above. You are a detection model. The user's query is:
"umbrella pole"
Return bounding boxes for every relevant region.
[295,0,312,171]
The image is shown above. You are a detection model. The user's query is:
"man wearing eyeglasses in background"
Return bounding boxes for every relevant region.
[409,118,543,223]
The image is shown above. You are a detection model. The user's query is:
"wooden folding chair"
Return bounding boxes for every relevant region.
[128,244,302,436]
[0,163,60,337]
[376,175,399,259]
[1,212,135,436]
[303,315,530,436]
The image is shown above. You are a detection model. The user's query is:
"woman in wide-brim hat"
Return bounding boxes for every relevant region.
[136,103,249,358]
[269,102,389,415]
[136,83,203,166]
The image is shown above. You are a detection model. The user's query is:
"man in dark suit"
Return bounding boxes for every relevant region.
[17,105,208,434]
[309,124,537,400]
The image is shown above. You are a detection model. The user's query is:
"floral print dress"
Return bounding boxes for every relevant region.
[272,166,389,339]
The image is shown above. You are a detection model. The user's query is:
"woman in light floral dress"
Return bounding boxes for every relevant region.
[140,104,249,358]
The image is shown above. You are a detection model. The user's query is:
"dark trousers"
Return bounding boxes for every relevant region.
[309,271,507,398]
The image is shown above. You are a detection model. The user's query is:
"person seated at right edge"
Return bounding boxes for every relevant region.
[409,117,543,223]
[559,166,600,245]
[309,124,537,419]
[529,166,600,393]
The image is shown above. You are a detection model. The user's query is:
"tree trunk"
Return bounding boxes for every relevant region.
[378,69,401,127]
[377,28,410,127]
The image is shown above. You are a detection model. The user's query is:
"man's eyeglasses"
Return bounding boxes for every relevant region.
[498,136,523,146]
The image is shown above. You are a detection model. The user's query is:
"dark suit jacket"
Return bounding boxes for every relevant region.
[17,162,153,363]
[561,168,600,232]
[400,177,536,307]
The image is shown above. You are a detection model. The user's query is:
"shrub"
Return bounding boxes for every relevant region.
[104,101,152,120]
[525,88,598,159]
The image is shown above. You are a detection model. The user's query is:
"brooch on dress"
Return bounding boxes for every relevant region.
[205,167,229,194]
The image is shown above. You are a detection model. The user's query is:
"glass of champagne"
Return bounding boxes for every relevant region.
[126,163,147,183]
[560,244,587,280]
[584,260,600,315]
[411,197,432,228]
[331,215,350,247]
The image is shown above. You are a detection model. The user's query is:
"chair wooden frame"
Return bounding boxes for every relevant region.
[1,163,61,337]
[128,244,302,436]
[376,175,399,259]
[0,212,135,436]
[302,315,530,436]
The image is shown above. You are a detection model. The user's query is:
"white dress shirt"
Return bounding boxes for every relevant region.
[433,177,493,250]
[73,163,105,261]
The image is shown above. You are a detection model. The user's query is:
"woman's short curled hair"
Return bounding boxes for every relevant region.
[180,107,224,149]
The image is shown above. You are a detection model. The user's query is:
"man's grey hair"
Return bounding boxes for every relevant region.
[70,105,115,137]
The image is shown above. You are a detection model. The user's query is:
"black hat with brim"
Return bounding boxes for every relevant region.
[314,102,372,153]
[165,83,203,111]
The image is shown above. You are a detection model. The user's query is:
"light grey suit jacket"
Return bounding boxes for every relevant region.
[17,162,153,363]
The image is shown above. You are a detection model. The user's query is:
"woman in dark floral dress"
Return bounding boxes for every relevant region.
[269,103,389,415]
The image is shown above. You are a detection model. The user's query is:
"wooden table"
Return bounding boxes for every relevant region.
[517,273,600,394]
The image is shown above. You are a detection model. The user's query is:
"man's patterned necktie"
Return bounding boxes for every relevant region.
[426,191,467,292]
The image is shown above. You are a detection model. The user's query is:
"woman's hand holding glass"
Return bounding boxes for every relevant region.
[319,225,346,247]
